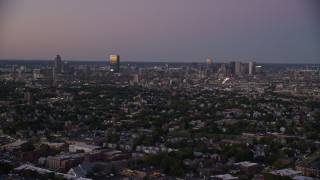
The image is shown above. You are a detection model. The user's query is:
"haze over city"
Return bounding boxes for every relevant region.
[0,0,319,63]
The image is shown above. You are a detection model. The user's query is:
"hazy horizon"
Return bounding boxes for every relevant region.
[0,0,319,64]
[1,58,320,65]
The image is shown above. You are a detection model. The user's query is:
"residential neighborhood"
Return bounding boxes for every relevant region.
[0,60,320,180]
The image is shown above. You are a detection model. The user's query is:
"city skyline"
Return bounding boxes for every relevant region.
[0,0,319,63]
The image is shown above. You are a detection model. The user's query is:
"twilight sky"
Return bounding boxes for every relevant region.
[0,0,319,63]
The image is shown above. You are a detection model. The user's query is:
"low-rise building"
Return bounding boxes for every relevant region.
[46,154,84,171]
[268,168,302,178]
[69,144,101,153]
[121,165,165,179]
[43,142,65,150]
[67,163,93,177]
[4,140,28,150]
[208,174,239,180]
[234,161,260,174]
[20,151,39,161]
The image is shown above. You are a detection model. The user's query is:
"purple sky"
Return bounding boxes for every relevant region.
[0,0,319,63]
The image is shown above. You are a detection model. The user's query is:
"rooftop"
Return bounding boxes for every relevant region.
[8,140,27,147]
[270,168,301,177]
[209,174,239,180]
[235,161,259,167]
[70,144,101,149]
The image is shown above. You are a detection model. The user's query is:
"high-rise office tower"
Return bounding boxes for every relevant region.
[206,58,214,75]
[54,55,62,74]
[133,73,139,83]
[33,69,41,79]
[255,66,262,74]
[249,61,256,75]
[165,64,169,71]
[207,59,212,69]
[109,54,120,73]
[220,64,227,75]
[235,61,242,75]
[229,61,235,74]
[63,61,69,75]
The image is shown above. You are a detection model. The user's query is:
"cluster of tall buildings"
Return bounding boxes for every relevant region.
[52,54,259,78]
[207,59,260,76]
[52,55,72,78]
[51,54,120,76]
